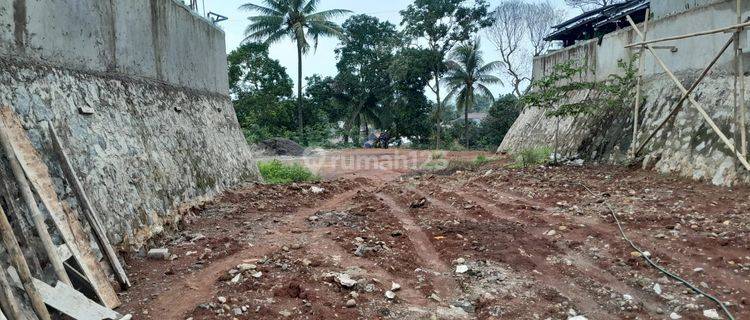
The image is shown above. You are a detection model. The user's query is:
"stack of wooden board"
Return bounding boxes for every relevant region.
[0,106,131,320]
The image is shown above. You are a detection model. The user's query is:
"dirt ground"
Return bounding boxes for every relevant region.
[118,149,750,320]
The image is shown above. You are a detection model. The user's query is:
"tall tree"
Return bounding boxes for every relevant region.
[400,0,492,149]
[228,42,298,142]
[335,15,399,141]
[488,0,563,97]
[388,48,438,143]
[240,0,350,141]
[443,40,502,146]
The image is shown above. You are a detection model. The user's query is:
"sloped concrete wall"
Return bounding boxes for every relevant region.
[0,0,257,246]
[501,0,750,186]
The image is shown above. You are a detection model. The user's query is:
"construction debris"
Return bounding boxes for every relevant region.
[147,248,171,260]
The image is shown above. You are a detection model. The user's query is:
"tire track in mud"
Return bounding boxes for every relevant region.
[142,188,367,319]
[376,191,462,303]
[438,185,652,318]
[462,182,749,311]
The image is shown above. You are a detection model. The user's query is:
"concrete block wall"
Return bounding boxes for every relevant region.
[0,0,258,246]
[501,0,750,186]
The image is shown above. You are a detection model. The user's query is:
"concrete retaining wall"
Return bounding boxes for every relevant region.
[0,0,257,246]
[0,0,229,94]
[501,0,750,186]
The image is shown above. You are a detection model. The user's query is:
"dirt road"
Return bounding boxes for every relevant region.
[118,149,750,319]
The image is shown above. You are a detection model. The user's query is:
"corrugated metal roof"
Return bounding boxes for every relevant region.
[545,0,650,45]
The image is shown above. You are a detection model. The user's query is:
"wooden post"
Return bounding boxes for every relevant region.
[627,16,750,171]
[0,206,51,320]
[0,118,71,285]
[635,36,735,156]
[48,123,131,288]
[0,174,43,277]
[737,0,748,158]
[0,261,22,320]
[625,20,750,48]
[632,9,650,157]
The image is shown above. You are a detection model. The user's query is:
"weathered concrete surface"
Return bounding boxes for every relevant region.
[0,0,229,94]
[501,0,750,186]
[0,0,257,246]
[652,0,749,19]
[0,57,258,246]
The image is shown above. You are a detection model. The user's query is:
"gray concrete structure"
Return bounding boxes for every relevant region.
[0,0,229,94]
[0,0,257,246]
[501,0,750,186]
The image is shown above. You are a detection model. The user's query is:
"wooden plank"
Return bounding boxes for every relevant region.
[0,108,120,308]
[48,123,131,289]
[626,16,750,171]
[0,261,24,320]
[634,36,735,156]
[0,207,50,320]
[0,115,71,286]
[0,174,43,277]
[625,20,750,48]
[33,280,122,320]
[631,9,650,157]
[7,269,125,320]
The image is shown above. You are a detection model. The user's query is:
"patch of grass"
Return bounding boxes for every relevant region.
[258,160,318,184]
[430,151,446,160]
[510,147,552,168]
[420,154,498,174]
[474,154,491,165]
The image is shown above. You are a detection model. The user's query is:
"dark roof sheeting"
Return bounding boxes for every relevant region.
[545,0,649,44]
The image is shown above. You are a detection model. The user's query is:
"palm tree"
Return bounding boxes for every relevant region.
[240,0,350,141]
[444,40,502,147]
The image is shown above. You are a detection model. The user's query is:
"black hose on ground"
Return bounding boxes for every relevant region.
[579,182,735,320]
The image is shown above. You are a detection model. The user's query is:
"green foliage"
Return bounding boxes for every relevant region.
[400,0,493,146]
[258,160,318,184]
[512,147,552,168]
[335,15,399,140]
[400,0,493,56]
[228,42,331,146]
[240,0,351,140]
[421,155,497,173]
[228,42,293,99]
[240,0,351,54]
[474,154,489,165]
[476,94,521,149]
[443,40,502,146]
[522,56,638,118]
[387,48,437,144]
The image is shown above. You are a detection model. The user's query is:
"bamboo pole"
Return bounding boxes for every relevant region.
[625,20,750,48]
[635,36,735,156]
[0,205,50,320]
[0,119,71,285]
[632,9,650,157]
[737,0,748,158]
[48,123,131,289]
[627,16,750,171]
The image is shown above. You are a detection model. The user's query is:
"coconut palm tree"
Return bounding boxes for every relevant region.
[240,0,350,141]
[444,40,502,147]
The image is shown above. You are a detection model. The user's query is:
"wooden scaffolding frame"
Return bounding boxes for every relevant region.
[627,0,750,172]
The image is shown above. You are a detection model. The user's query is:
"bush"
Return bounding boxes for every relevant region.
[258,160,318,184]
[513,147,552,168]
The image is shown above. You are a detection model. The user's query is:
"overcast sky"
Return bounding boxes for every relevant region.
[198,0,572,96]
